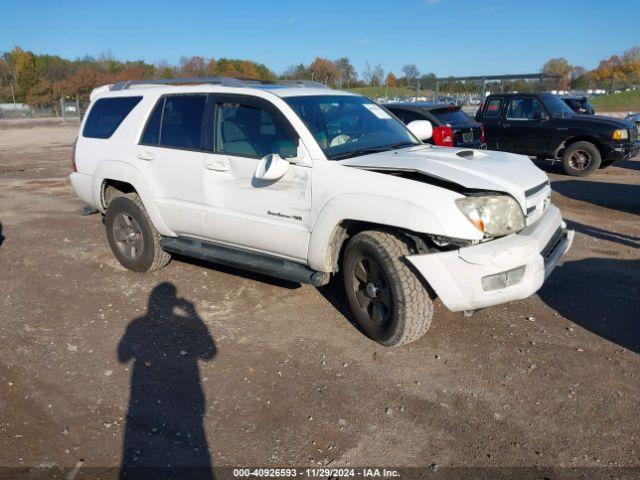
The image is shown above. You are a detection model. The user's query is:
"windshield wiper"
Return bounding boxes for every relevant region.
[331,142,417,160]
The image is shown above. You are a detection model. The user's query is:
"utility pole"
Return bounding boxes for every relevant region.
[610,72,616,95]
[76,94,81,121]
[60,94,66,123]
[10,83,18,115]
[415,79,419,101]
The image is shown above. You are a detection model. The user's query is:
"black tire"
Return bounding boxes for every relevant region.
[105,193,171,272]
[561,141,601,177]
[342,230,433,347]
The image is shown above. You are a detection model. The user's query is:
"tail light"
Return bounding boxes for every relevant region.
[433,125,454,147]
[71,137,77,172]
[480,123,485,143]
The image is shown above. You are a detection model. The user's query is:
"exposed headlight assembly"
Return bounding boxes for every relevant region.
[455,195,525,237]
[612,129,628,141]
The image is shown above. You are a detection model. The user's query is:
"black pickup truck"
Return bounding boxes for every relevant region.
[476,93,640,176]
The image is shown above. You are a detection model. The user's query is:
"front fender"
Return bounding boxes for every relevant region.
[93,160,174,237]
[307,193,445,272]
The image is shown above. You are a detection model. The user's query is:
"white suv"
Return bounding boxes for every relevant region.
[70,77,573,346]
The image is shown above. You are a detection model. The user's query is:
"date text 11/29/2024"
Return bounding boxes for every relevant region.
[233,468,400,477]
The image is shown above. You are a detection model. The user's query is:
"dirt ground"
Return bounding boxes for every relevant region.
[0,118,638,478]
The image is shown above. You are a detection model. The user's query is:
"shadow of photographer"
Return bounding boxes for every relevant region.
[118,282,216,479]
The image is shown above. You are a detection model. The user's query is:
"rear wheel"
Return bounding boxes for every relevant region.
[561,141,601,176]
[342,230,433,347]
[105,193,171,272]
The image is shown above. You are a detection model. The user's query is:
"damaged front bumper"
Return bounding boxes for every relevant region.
[406,204,574,312]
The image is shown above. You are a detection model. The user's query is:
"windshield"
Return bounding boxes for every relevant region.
[285,95,420,160]
[541,94,575,118]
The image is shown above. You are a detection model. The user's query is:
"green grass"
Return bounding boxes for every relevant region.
[346,86,430,99]
[591,89,640,112]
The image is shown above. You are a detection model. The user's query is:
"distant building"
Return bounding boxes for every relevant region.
[0,103,30,112]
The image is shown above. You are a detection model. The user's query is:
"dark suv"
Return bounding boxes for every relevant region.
[561,96,595,115]
[384,102,485,149]
[476,93,639,176]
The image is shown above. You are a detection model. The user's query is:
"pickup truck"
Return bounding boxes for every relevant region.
[476,93,640,176]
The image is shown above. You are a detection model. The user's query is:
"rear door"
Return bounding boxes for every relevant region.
[480,97,503,149]
[200,94,312,261]
[499,96,551,154]
[135,94,209,236]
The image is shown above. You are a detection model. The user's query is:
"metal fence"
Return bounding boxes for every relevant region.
[0,95,89,120]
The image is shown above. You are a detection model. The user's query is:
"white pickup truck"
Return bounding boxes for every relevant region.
[70,78,573,346]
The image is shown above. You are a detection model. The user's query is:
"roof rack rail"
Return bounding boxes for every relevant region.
[109,77,329,91]
[109,77,246,91]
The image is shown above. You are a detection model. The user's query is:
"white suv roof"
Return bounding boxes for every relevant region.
[90,77,355,101]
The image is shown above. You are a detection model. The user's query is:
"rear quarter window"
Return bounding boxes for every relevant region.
[83,96,142,139]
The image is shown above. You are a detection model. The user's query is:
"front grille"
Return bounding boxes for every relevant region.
[630,126,639,143]
[525,180,550,198]
[541,227,566,265]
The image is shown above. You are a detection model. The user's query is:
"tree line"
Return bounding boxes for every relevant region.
[1,45,638,111]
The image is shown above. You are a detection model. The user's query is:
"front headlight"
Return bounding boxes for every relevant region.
[455,195,525,237]
[612,129,629,141]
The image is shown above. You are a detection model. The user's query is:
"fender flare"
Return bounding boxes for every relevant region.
[93,160,174,237]
[307,193,444,272]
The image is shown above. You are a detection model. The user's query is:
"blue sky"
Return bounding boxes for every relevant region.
[1,0,637,77]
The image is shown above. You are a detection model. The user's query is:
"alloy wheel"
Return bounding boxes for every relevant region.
[112,212,145,261]
[351,255,393,326]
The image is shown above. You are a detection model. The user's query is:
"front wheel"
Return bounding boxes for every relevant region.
[342,230,433,347]
[561,141,601,176]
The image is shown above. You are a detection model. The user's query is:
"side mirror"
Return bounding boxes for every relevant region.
[254,153,290,181]
[406,120,433,141]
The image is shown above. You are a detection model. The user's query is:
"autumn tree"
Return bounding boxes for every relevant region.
[6,47,39,102]
[308,57,340,86]
[542,57,573,89]
[385,72,398,87]
[334,57,357,87]
[179,56,207,77]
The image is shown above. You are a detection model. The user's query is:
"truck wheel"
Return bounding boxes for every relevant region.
[105,193,171,272]
[561,141,601,176]
[342,230,433,347]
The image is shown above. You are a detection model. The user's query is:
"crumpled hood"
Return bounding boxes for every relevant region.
[338,145,549,208]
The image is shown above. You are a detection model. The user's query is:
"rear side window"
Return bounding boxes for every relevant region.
[83,96,142,139]
[431,108,473,126]
[483,98,502,118]
[140,94,207,150]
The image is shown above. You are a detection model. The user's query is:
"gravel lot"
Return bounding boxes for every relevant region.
[0,118,638,478]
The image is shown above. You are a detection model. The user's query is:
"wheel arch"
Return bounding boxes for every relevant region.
[94,160,174,237]
[308,194,448,273]
[553,135,604,159]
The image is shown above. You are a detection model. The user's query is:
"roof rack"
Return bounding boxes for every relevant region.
[109,77,329,91]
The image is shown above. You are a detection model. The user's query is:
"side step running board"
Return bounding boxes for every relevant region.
[160,237,329,286]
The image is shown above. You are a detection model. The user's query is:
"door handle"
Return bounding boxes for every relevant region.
[503,123,511,128]
[205,161,230,172]
[137,151,154,161]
